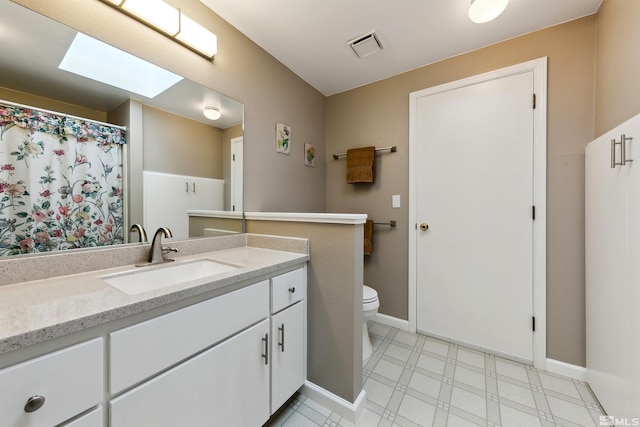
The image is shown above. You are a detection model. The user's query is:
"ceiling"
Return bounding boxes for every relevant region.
[200,0,603,96]
[0,1,243,128]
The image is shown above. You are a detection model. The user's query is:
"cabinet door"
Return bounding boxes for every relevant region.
[110,319,270,427]
[625,121,640,416]
[585,135,629,415]
[143,171,189,238]
[188,177,224,211]
[271,301,305,413]
[144,172,225,239]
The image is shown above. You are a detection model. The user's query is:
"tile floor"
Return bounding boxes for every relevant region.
[266,322,606,427]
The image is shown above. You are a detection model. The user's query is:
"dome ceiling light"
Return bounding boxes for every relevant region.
[468,0,509,24]
[203,106,221,120]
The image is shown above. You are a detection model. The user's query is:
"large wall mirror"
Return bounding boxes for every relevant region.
[0,2,244,257]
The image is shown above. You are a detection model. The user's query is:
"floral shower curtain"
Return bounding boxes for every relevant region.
[0,104,126,256]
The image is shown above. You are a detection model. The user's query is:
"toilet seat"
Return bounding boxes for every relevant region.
[363,285,379,312]
[363,285,378,303]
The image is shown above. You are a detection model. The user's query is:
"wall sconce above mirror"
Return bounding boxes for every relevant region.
[101,0,218,59]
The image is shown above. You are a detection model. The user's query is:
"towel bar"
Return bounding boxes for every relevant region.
[373,220,396,227]
[333,146,397,160]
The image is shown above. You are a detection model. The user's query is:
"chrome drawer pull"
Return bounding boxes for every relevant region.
[24,395,45,413]
[278,323,285,352]
[262,333,269,365]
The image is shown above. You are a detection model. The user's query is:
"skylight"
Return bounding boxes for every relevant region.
[59,33,183,99]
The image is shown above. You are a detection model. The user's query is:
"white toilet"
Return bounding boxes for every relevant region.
[362,285,380,362]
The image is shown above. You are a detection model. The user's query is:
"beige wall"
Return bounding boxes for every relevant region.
[143,105,223,179]
[326,17,597,367]
[13,0,327,214]
[595,0,640,135]
[246,220,363,403]
[0,86,107,121]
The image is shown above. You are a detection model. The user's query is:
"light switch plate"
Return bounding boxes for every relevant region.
[392,195,401,208]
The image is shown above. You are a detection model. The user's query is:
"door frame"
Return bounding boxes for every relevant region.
[408,57,547,368]
[230,136,244,212]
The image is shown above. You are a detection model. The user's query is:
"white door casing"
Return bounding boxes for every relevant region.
[408,58,547,367]
[230,136,244,212]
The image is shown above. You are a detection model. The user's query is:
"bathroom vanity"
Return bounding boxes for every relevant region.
[0,235,308,427]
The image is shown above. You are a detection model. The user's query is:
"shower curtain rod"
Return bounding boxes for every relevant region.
[0,98,127,131]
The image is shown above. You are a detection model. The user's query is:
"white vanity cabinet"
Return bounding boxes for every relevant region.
[0,338,103,427]
[109,266,306,426]
[270,268,306,414]
[0,261,307,427]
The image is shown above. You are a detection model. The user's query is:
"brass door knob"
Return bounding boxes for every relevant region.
[419,223,429,231]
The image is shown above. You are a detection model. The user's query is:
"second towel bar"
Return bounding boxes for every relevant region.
[373,220,396,227]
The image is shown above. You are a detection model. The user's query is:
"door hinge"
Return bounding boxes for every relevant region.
[233,154,236,161]
[532,205,536,220]
[532,316,536,332]
[532,93,536,109]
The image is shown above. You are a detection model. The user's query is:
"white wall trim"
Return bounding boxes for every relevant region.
[300,381,366,423]
[244,212,367,224]
[187,210,243,219]
[408,57,548,369]
[374,313,409,331]
[545,358,587,382]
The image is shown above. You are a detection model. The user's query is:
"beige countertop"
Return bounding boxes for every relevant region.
[0,238,309,355]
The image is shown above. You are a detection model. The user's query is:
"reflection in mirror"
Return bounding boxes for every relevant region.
[0,2,244,256]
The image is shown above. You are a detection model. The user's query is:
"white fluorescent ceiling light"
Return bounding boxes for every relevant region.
[117,0,180,35]
[177,14,218,58]
[102,0,217,59]
[59,32,183,98]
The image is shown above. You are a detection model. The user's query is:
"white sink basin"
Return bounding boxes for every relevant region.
[102,259,241,295]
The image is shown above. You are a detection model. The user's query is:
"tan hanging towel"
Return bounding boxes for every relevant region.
[346,146,376,183]
[364,219,373,256]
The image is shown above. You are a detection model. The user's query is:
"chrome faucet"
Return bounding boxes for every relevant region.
[129,224,148,242]
[144,227,178,265]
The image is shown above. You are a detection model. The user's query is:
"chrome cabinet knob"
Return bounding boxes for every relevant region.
[288,287,295,294]
[419,223,429,231]
[24,395,45,413]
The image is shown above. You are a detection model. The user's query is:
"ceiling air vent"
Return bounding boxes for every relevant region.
[348,31,383,58]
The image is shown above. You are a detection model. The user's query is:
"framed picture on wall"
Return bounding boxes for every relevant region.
[276,123,291,154]
[304,142,316,167]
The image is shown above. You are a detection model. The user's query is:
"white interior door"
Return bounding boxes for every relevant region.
[230,136,243,212]
[414,70,535,362]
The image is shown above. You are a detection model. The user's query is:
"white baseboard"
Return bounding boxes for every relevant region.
[545,358,587,382]
[374,313,409,331]
[300,381,366,423]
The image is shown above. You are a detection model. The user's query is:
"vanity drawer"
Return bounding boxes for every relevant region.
[0,338,103,427]
[271,268,305,313]
[110,280,269,393]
